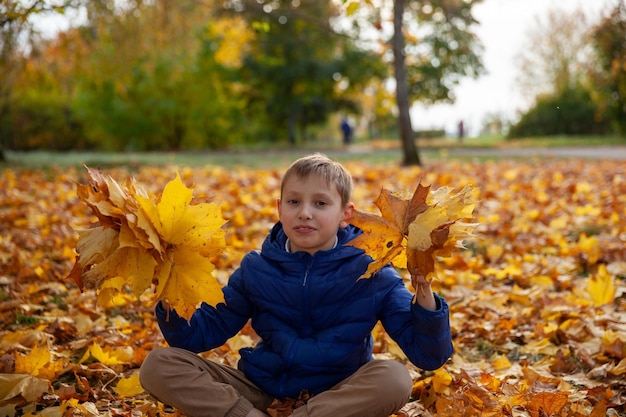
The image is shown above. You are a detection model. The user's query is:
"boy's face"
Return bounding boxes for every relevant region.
[277,174,353,255]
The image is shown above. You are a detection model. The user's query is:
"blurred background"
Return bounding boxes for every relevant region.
[1,0,625,159]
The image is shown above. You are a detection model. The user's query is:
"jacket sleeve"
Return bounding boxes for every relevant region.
[376,266,453,370]
[156,266,252,353]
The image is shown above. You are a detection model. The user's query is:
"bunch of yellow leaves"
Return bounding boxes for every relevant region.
[67,167,227,320]
[348,183,477,292]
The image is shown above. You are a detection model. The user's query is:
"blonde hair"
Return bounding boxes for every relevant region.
[281,153,353,206]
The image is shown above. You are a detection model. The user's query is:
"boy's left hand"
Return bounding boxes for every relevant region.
[411,273,437,311]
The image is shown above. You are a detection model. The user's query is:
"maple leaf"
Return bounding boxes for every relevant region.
[67,168,228,320]
[587,264,615,306]
[0,374,50,402]
[347,209,405,279]
[79,341,133,365]
[348,182,477,287]
[114,373,145,397]
[14,343,51,377]
[527,391,569,417]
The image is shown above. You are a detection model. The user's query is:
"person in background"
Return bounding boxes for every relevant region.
[140,153,453,417]
[341,117,353,145]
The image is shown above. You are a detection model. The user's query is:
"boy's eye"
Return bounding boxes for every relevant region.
[315,201,328,206]
[287,199,299,205]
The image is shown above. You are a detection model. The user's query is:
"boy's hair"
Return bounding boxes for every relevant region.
[281,153,353,206]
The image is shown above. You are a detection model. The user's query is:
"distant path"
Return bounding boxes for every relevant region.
[3,145,626,170]
[444,145,626,160]
[344,145,626,160]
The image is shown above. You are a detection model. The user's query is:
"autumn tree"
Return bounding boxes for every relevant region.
[589,1,626,137]
[68,0,255,151]
[75,0,219,150]
[0,0,79,159]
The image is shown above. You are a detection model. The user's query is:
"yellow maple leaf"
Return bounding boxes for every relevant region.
[79,341,133,365]
[491,354,512,371]
[114,373,145,397]
[153,248,225,320]
[587,264,616,306]
[14,344,51,377]
[12,340,67,382]
[578,233,600,265]
[150,175,226,252]
[67,169,228,321]
[60,398,100,417]
[431,368,453,393]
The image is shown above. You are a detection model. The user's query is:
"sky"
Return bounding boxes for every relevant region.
[34,0,618,137]
[410,0,618,136]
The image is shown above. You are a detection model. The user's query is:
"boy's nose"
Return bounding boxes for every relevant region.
[299,206,313,219]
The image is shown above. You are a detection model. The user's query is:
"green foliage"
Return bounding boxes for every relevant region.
[1,93,87,151]
[76,60,193,151]
[71,4,251,151]
[508,84,612,139]
[233,0,384,144]
[589,2,626,136]
[15,312,38,326]
[2,0,481,152]
[416,129,446,139]
[405,0,485,104]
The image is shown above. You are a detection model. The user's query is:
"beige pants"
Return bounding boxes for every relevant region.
[139,347,412,417]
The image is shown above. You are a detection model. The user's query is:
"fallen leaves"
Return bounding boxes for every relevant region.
[1,158,625,416]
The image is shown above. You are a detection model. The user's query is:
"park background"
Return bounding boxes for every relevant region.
[1,0,626,163]
[1,0,626,416]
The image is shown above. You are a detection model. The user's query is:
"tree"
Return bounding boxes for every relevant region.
[228,0,383,145]
[514,7,594,107]
[358,0,484,165]
[63,0,250,151]
[0,0,79,160]
[589,1,626,136]
[510,5,619,137]
[507,83,610,138]
[392,0,417,165]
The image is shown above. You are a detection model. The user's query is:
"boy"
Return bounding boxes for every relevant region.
[140,153,453,417]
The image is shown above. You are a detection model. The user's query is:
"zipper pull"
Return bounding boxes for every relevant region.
[302,269,309,286]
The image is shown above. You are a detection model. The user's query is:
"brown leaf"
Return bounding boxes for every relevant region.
[526,391,568,417]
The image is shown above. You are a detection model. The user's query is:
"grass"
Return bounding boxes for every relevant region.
[2,135,624,170]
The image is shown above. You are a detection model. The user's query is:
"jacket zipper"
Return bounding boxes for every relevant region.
[278,263,311,396]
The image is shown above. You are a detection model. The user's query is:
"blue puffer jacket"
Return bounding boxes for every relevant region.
[156,222,453,399]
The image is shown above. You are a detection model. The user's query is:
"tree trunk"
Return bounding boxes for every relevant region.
[392,0,421,166]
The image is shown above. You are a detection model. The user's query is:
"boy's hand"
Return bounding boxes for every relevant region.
[411,274,437,311]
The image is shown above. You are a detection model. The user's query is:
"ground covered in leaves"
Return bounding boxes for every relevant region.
[1,158,625,417]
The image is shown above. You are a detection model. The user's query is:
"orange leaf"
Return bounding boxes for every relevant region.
[527,391,568,417]
[347,210,404,278]
[348,182,477,282]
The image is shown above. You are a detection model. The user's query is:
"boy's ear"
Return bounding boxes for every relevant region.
[339,202,354,229]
